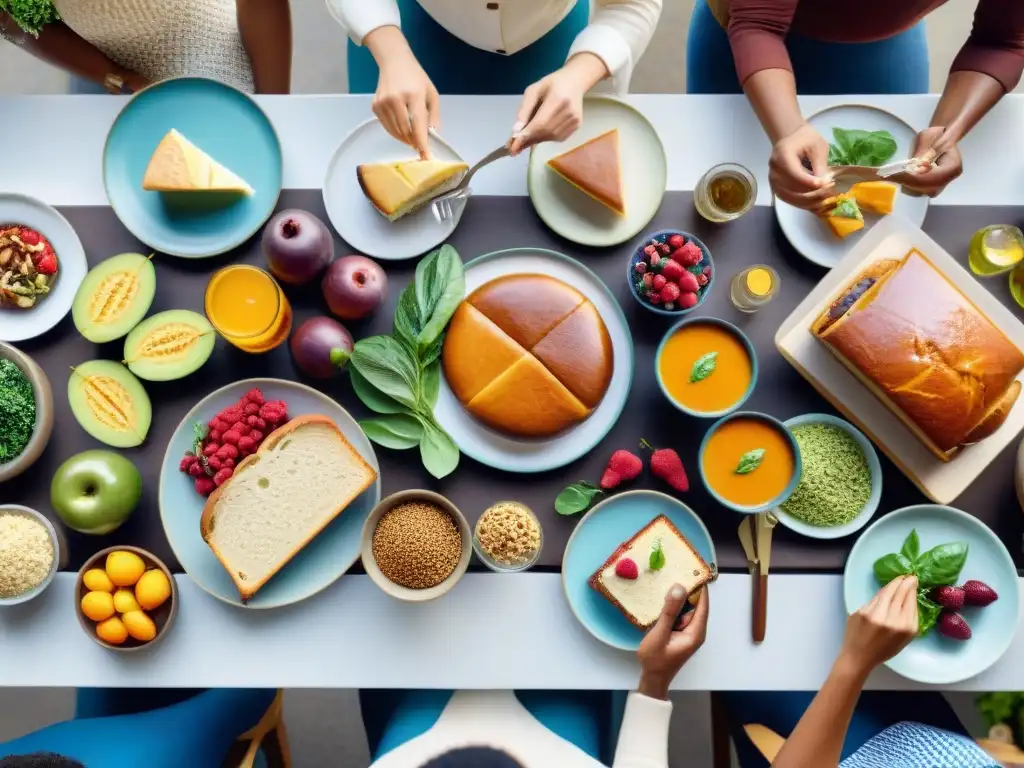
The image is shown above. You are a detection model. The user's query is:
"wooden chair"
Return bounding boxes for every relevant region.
[229,690,292,768]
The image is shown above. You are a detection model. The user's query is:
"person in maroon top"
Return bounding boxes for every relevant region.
[686,0,1024,210]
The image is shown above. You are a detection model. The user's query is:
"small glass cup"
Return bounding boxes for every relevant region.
[695,163,757,223]
[730,265,779,313]
[472,502,544,573]
[969,225,1024,277]
[204,265,292,353]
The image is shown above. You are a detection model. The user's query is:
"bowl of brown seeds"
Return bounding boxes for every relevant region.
[361,490,472,602]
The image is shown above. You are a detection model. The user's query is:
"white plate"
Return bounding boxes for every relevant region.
[775,215,1024,504]
[433,248,634,473]
[323,119,466,261]
[528,96,666,248]
[775,104,929,268]
[0,193,88,342]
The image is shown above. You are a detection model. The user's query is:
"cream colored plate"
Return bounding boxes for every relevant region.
[527,96,666,247]
[775,215,1024,504]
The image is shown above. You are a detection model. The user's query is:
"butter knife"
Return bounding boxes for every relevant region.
[739,517,763,643]
[752,513,778,644]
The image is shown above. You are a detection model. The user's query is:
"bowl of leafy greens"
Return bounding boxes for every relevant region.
[843,504,1020,685]
[0,342,53,483]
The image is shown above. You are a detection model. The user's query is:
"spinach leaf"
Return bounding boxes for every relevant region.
[690,352,718,383]
[915,541,968,587]
[414,245,465,355]
[419,360,440,410]
[393,282,421,356]
[351,336,421,409]
[419,417,459,479]
[829,128,898,167]
[359,414,424,450]
[900,529,920,563]
[350,367,408,415]
[555,481,604,516]
[917,592,943,636]
[873,553,913,586]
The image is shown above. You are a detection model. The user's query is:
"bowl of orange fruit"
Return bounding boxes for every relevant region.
[75,546,177,652]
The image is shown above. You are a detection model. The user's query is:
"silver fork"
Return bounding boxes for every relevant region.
[430,145,511,224]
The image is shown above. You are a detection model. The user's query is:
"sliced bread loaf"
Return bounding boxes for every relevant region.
[199,414,377,601]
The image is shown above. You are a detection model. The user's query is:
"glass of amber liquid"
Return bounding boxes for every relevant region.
[204,265,292,353]
[695,163,757,222]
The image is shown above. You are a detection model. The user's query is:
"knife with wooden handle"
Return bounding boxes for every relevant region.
[752,513,778,644]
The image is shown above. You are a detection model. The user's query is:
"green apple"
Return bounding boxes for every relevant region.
[50,450,142,535]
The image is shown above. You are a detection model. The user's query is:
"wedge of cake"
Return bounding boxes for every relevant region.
[546,128,625,215]
[357,158,468,221]
[589,515,712,629]
[142,129,254,195]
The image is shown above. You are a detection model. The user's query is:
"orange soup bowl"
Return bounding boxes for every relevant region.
[699,412,801,514]
[656,317,758,418]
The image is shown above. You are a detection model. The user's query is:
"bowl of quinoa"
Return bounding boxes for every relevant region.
[773,413,882,540]
[0,342,54,483]
[0,504,60,606]
[473,501,543,572]
[361,490,471,602]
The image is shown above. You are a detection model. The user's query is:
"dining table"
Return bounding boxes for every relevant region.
[1,92,1023,691]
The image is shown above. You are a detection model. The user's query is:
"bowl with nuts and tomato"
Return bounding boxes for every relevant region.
[627,230,714,316]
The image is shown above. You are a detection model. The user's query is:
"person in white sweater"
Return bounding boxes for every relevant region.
[361,582,707,767]
[328,0,662,159]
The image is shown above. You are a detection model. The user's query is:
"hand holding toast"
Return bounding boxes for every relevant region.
[637,584,709,700]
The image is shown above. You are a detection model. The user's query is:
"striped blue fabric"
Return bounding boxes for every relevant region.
[841,722,999,768]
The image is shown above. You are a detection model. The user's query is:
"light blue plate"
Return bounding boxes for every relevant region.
[158,379,380,609]
[844,504,1020,684]
[103,77,282,258]
[562,490,717,651]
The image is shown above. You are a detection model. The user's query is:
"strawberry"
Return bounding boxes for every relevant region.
[678,272,699,293]
[600,449,643,489]
[937,611,972,640]
[615,558,639,580]
[650,253,662,268]
[643,244,658,258]
[648,293,662,305]
[672,242,703,267]
[18,228,40,246]
[660,260,684,282]
[35,250,58,275]
[642,440,689,492]
[652,274,667,291]
[679,291,699,309]
[667,233,685,250]
[660,282,681,304]
[961,580,998,606]
[932,585,965,611]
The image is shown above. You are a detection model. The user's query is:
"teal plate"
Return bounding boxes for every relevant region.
[158,379,380,609]
[562,490,717,651]
[844,504,1020,684]
[103,77,282,258]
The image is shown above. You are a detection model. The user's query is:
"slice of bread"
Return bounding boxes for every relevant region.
[200,414,377,601]
[589,515,712,630]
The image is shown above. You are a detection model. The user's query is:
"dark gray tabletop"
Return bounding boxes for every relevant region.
[6,191,1024,574]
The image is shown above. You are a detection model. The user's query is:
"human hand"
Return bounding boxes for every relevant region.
[508,53,606,156]
[890,126,962,198]
[636,584,709,700]
[839,575,918,677]
[369,32,439,160]
[123,72,151,93]
[769,123,835,211]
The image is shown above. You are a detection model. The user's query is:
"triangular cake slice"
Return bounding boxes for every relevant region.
[142,129,254,195]
[547,129,625,215]
[357,158,468,222]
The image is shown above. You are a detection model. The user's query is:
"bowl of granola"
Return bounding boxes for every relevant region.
[0,193,88,342]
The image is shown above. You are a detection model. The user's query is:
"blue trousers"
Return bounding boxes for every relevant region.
[724,690,969,767]
[686,1,929,95]
[0,688,276,767]
[347,0,590,95]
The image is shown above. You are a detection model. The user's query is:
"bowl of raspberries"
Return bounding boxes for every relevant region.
[628,230,713,316]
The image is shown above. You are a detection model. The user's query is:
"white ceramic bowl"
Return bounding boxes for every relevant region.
[0,504,60,606]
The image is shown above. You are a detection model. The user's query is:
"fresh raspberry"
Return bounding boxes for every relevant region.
[660,282,681,303]
[209,429,222,444]
[219,405,243,422]
[643,244,658,258]
[648,293,662,305]
[18,228,40,246]
[208,417,227,433]
[217,443,239,459]
[236,422,252,437]
[213,468,234,486]
[679,291,699,309]
[179,455,196,473]
[651,274,667,291]
[649,253,661,268]
[672,242,703,267]
[195,477,216,496]
[246,415,267,431]
[237,436,256,454]
[678,273,699,293]
[35,252,58,275]
[187,461,206,478]
[208,456,224,472]
[222,430,241,446]
[250,430,264,444]
[633,261,647,275]
[615,558,639,580]
[244,389,264,405]
[660,260,684,283]
[696,273,709,287]
[641,273,654,289]
[244,403,260,416]
[260,404,287,424]
[702,265,713,277]
[223,458,235,469]
[203,442,219,457]
[667,233,685,250]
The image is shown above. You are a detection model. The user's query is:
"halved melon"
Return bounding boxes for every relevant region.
[68,360,152,447]
[73,254,156,343]
[124,310,215,381]
[822,195,864,239]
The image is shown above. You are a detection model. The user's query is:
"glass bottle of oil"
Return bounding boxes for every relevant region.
[969,225,1024,276]
[730,265,779,312]
[695,163,757,222]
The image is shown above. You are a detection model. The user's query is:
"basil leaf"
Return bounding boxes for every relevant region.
[917,592,943,637]
[393,282,421,355]
[351,335,421,409]
[735,448,765,475]
[359,414,423,450]
[900,529,920,563]
[873,553,914,586]
[419,418,459,479]
[555,481,603,516]
[350,367,408,415]
[690,352,718,383]
[419,333,445,368]
[830,128,897,167]
[414,245,465,355]
[649,539,665,571]
[828,142,847,166]
[419,360,440,410]
[915,541,968,587]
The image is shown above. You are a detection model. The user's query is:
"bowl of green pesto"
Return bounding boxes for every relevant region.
[0,342,54,483]
[773,413,881,540]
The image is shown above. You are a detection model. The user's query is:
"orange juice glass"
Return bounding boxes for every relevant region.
[205,265,292,353]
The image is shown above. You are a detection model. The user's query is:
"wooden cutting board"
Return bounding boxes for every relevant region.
[774,214,1024,504]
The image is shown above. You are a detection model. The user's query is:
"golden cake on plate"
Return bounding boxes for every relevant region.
[442,273,613,438]
[547,129,625,215]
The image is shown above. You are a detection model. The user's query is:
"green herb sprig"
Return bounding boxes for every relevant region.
[689,352,717,383]
[735,448,765,474]
[649,538,665,571]
[827,127,898,167]
[350,245,464,479]
[0,0,60,36]
[0,359,36,464]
